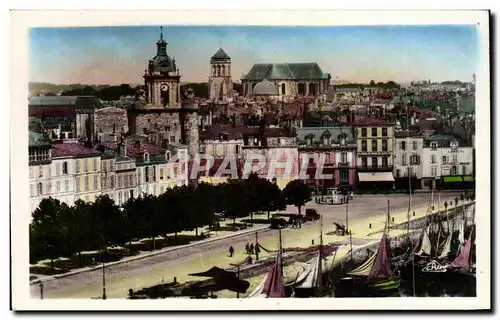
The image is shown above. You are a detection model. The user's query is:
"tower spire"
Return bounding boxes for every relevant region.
[219,40,222,48]
[160,26,163,40]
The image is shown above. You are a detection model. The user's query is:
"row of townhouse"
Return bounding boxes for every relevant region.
[393,131,475,190]
[28,131,189,213]
[197,116,474,192]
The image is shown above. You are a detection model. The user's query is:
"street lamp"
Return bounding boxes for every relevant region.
[102,246,107,300]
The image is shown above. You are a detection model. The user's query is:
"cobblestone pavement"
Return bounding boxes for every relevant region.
[30,193,463,299]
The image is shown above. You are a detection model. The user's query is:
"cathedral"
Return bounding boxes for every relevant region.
[127,27,199,156]
[241,63,331,102]
[208,47,234,102]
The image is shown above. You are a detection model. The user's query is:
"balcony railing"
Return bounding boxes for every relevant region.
[357,165,393,172]
[338,161,350,167]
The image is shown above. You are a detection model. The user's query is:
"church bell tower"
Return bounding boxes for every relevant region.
[144,27,182,108]
[208,46,233,102]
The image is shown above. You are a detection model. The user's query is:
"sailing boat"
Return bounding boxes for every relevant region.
[447,225,475,276]
[249,217,338,298]
[247,229,286,298]
[339,201,400,297]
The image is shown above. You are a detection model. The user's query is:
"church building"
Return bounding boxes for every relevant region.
[208,47,234,102]
[241,63,331,102]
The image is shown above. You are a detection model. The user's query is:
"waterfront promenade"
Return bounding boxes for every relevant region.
[31,193,466,299]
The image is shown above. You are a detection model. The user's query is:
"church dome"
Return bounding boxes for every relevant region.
[211,48,231,61]
[252,79,279,96]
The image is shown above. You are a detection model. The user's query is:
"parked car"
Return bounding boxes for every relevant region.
[269,217,288,229]
[305,208,320,221]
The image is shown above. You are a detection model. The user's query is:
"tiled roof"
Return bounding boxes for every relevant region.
[29,106,75,118]
[242,63,328,81]
[200,124,294,140]
[211,48,231,60]
[29,95,97,107]
[350,116,394,126]
[424,133,468,148]
[52,143,100,158]
[296,126,355,144]
[336,88,361,93]
[101,140,164,158]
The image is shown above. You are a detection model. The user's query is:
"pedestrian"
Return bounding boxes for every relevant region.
[249,243,254,255]
[245,243,250,254]
[91,257,96,265]
[255,244,260,255]
[228,245,234,257]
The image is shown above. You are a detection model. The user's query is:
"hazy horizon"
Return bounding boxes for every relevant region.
[29,25,478,85]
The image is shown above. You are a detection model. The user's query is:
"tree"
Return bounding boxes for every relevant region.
[283,180,312,216]
[67,200,92,266]
[259,179,286,220]
[369,80,376,86]
[223,181,250,231]
[30,198,68,269]
[90,195,122,253]
[122,197,145,255]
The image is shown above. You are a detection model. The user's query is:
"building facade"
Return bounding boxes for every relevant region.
[420,134,474,190]
[50,152,75,207]
[354,118,395,190]
[393,131,423,190]
[296,127,357,190]
[29,132,53,212]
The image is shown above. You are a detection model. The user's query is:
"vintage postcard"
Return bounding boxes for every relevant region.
[10,10,490,311]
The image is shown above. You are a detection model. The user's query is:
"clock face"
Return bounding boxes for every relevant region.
[160,83,169,92]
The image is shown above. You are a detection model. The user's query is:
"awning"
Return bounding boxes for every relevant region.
[463,175,475,182]
[443,176,463,183]
[358,172,395,182]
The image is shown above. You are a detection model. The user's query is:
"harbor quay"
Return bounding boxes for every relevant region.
[30,193,465,299]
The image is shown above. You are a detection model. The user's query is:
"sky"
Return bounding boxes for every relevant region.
[29,25,479,85]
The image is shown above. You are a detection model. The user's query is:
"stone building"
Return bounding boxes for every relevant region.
[296,126,357,190]
[354,117,396,191]
[420,134,474,190]
[208,48,233,102]
[29,131,53,212]
[393,130,423,190]
[94,107,128,139]
[241,63,331,102]
[127,28,199,159]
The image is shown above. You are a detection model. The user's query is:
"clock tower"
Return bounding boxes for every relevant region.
[143,27,181,108]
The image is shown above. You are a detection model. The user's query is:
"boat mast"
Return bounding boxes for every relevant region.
[347,200,353,261]
[406,103,416,297]
[318,213,324,296]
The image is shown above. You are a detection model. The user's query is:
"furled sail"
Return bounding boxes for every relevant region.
[415,226,432,256]
[367,232,393,281]
[294,252,321,289]
[457,221,465,252]
[438,233,453,259]
[248,257,285,298]
[450,232,473,272]
[347,252,376,277]
[247,273,269,298]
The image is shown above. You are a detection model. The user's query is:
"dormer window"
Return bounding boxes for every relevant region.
[430,142,438,149]
[305,134,314,146]
[165,150,171,162]
[321,131,331,145]
[450,141,458,149]
[144,152,150,162]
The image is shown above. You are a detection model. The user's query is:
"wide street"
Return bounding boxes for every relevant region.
[31,193,464,299]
